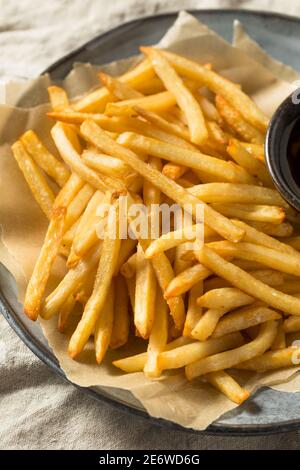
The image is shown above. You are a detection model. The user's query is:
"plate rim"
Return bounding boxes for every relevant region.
[3,7,300,436]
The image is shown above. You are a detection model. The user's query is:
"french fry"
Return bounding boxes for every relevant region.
[142,47,208,145]
[113,336,193,373]
[206,241,300,277]
[165,264,212,298]
[48,85,70,111]
[42,242,102,319]
[271,321,286,350]
[188,183,287,206]
[183,282,203,337]
[24,206,66,320]
[119,132,257,185]
[144,290,169,377]
[134,106,190,141]
[197,287,255,310]
[159,332,244,370]
[196,246,300,316]
[68,204,121,357]
[99,72,143,100]
[64,183,95,231]
[186,320,278,379]
[58,294,77,332]
[227,139,273,187]
[11,141,55,219]
[105,91,177,115]
[125,275,136,313]
[283,316,300,333]
[51,122,126,192]
[94,283,115,364]
[235,346,300,372]
[211,203,285,224]
[114,238,137,276]
[204,269,284,290]
[21,130,70,187]
[241,142,265,162]
[110,275,130,349]
[80,120,245,243]
[82,149,137,187]
[195,93,223,123]
[215,95,264,144]
[212,305,281,338]
[246,221,293,238]
[231,220,298,255]
[161,49,269,131]
[134,244,157,339]
[73,58,154,112]
[145,224,203,258]
[71,190,108,258]
[206,371,250,404]
[53,172,84,210]
[173,243,194,276]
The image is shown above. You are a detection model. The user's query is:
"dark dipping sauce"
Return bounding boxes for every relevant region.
[288,117,300,188]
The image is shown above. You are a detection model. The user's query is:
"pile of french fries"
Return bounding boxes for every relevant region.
[11,47,300,405]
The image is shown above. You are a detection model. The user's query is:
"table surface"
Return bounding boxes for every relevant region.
[1,0,300,450]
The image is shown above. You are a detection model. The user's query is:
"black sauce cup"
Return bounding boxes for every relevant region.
[265,89,300,212]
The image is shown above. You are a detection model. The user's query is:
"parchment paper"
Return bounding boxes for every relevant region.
[1,11,300,431]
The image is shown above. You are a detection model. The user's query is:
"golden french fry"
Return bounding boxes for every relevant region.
[142,47,208,145]
[161,49,269,131]
[191,308,227,341]
[197,287,254,310]
[73,58,154,112]
[145,224,203,259]
[231,220,297,255]
[183,282,203,337]
[206,371,250,404]
[283,316,300,333]
[212,305,281,338]
[42,242,102,319]
[48,85,70,111]
[94,283,115,364]
[64,183,94,231]
[285,236,300,250]
[58,294,77,332]
[227,139,273,187]
[82,149,137,187]
[110,275,130,349]
[206,241,300,277]
[211,203,285,224]
[173,243,193,276]
[162,162,187,180]
[80,119,245,243]
[159,332,244,370]
[195,93,223,124]
[165,264,212,298]
[99,72,143,100]
[51,122,126,192]
[216,95,264,144]
[24,207,66,320]
[11,141,55,219]
[204,269,284,291]
[134,244,157,339]
[134,106,190,141]
[119,132,257,185]
[241,142,265,162]
[271,321,286,350]
[235,346,300,372]
[113,336,192,373]
[196,246,300,316]
[68,204,121,357]
[105,91,177,116]
[114,238,137,276]
[243,221,293,238]
[186,320,278,379]
[21,130,70,187]
[188,183,287,206]
[144,290,169,377]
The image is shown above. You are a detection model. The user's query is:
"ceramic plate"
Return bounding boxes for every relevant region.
[3,9,300,435]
